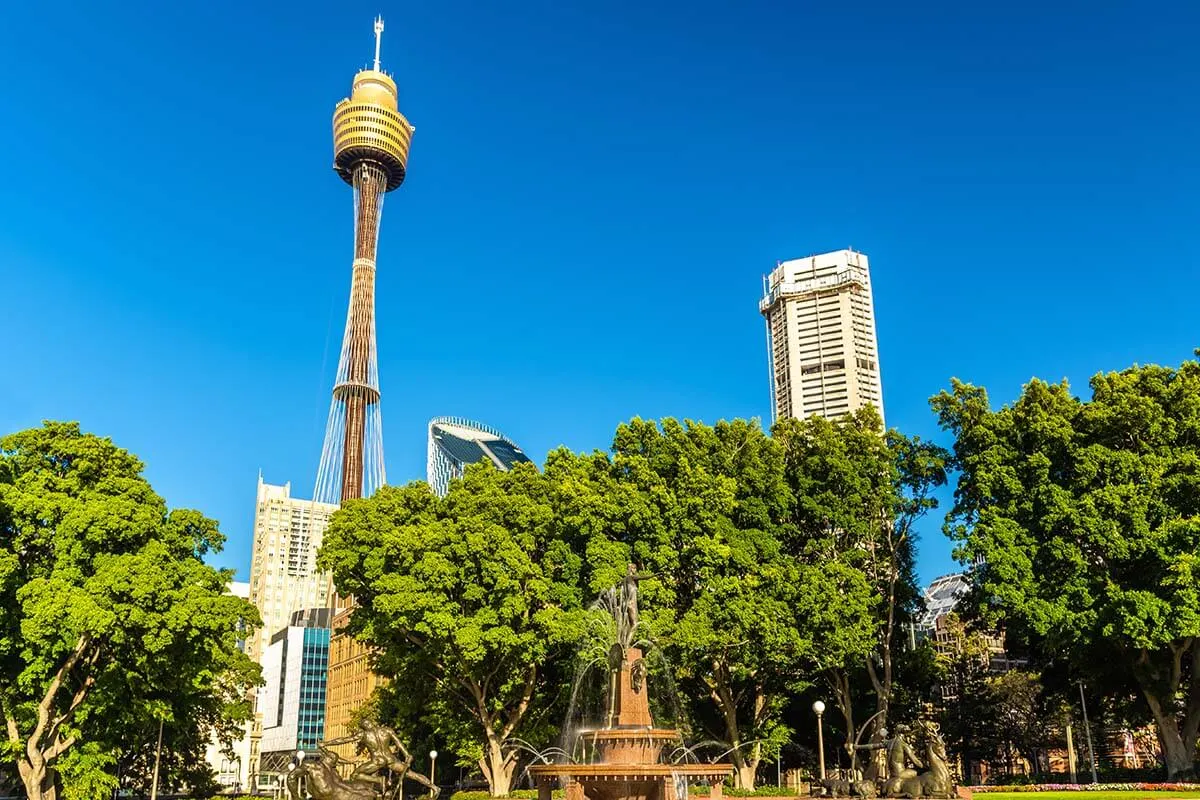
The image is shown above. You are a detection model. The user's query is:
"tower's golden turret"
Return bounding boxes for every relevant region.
[331,19,414,191]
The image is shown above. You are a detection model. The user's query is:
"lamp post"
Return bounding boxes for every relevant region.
[812,700,827,781]
[149,718,164,800]
[296,750,307,800]
[430,750,439,792]
[1078,683,1099,784]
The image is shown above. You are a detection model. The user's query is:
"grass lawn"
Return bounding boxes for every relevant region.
[981,793,1200,800]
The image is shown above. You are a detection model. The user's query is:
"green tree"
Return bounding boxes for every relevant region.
[776,408,948,756]
[986,669,1046,776]
[0,422,260,800]
[932,356,1200,778]
[933,614,999,783]
[584,418,879,788]
[317,463,585,797]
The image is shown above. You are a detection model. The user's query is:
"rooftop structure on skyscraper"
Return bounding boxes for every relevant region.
[427,417,533,497]
[917,572,970,635]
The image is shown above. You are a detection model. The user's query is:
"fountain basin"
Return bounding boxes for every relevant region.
[588,728,681,765]
[531,763,732,800]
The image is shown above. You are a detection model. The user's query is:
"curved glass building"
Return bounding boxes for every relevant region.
[426,417,532,497]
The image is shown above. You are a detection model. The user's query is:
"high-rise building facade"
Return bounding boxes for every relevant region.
[246,477,338,665]
[320,18,414,761]
[245,479,336,785]
[427,417,533,497]
[759,249,885,424]
[258,608,333,775]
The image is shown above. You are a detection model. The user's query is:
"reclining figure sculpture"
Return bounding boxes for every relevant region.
[287,720,439,800]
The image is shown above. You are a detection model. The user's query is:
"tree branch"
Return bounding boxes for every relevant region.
[46,734,78,761]
[500,665,538,741]
[31,633,93,756]
[1,695,21,746]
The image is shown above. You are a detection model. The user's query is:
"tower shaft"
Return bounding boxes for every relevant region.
[315,162,390,505]
[336,162,386,501]
[318,17,415,766]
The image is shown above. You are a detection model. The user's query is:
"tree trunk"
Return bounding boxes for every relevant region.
[727,727,763,789]
[712,671,759,790]
[479,733,517,797]
[828,669,856,773]
[1149,712,1195,780]
[1139,642,1199,780]
[734,761,757,791]
[17,759,58,800]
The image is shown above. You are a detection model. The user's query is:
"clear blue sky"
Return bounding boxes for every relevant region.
[2,1,1197,585]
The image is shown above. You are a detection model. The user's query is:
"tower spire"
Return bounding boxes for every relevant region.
[373,16,384,71]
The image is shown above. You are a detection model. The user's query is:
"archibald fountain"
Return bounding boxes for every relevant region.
[531,566,732,800]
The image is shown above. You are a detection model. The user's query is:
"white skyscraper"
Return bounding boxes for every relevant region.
[760,249,884,424]
[246,476,338,665]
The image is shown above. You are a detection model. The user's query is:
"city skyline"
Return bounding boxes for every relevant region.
[3,1,1199,587]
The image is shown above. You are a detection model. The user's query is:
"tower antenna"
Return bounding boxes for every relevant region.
[373,16,384,71]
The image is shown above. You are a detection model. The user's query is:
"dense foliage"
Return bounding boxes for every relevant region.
[933,355,1200,778]
[321,414,945,792]
[0,422,259,800]
[318,464,586,797]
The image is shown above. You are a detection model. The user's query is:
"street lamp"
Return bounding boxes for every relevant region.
[296,751,307,800]
[812,701,826,781]
[429,750,439,791]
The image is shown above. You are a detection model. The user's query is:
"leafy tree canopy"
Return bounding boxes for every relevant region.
[317,463,585,797]
[0,422,260,800]
[932,356,1200,778]
[775,408,947,759]
[569,418,880,788]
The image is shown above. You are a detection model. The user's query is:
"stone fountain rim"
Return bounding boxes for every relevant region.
[529,764,734,778]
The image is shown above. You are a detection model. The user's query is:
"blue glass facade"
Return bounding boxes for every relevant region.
[298,626,331,750]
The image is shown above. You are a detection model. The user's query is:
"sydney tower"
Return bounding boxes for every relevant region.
[319,18,413,758]
[314,17,413,505]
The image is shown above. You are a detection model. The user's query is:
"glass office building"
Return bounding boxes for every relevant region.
[426,417,532,497]
[259,608,333,772]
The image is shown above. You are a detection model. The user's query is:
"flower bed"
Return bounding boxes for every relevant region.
[969,784,1200,793]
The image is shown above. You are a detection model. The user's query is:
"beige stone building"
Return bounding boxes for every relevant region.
[246,476,338,784]
[760,249,885,424]
[246,476,338,665]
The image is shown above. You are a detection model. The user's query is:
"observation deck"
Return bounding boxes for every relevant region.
[332,69,414,191]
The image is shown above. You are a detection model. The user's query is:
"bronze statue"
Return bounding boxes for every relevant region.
[892,722,952,799]
[597,563,652,650]
[288,749,375,800]
[618,563,651,648]
[289,721,438,800]
[853,725,890,785]
[881,725,923,796]
[844,719,956,799]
